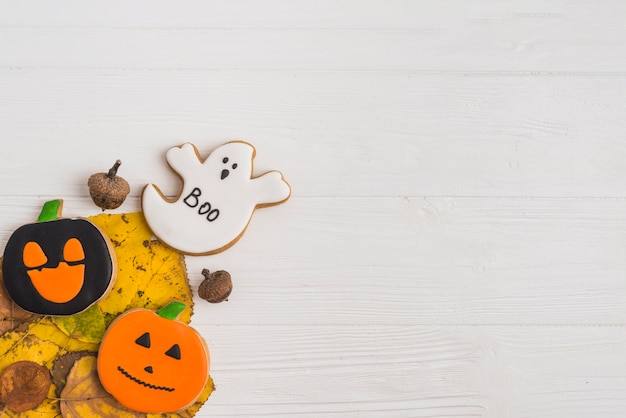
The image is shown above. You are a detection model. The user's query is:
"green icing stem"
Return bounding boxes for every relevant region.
[37,199,63,222]
[157,301,186,320]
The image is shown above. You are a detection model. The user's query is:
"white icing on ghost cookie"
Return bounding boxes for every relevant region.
[142,141,291,255]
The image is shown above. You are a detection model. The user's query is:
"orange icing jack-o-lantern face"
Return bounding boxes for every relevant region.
[97,302,210,413]
[23,238,86,303]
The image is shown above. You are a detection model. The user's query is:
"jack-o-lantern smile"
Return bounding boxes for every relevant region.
[117,365,175,392]
[23,238,86,303]
[98,302,210,413]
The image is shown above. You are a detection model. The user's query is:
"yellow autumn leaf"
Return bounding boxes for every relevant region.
[0,330,63,372]
[89,212,193,324]
[52,304,107,344]
[93,212,154,245]
[59,355,144,418]
[27,319,100,353]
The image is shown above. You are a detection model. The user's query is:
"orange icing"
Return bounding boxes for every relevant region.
[27,262,85,303]
[22,241,48,268]
[98,309,209,413]
[63,238,85,262]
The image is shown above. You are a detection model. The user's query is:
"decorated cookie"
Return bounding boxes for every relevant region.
[142,141,291,255]
[97,301,210,413]
[2,200,116,316]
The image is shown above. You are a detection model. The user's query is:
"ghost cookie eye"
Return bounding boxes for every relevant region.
[182,187,220,222]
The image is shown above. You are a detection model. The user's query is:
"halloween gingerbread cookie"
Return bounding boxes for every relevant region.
[98,301,210,413]
[2,199,116,316]
[142,141,291,255]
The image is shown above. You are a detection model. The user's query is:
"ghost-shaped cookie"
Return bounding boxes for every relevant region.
[142,141,291,255]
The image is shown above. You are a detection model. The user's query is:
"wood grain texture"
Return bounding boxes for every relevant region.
[1,1,626,72]
[1,70,625,197]
[200,325,626,417]
[0,1,625,417]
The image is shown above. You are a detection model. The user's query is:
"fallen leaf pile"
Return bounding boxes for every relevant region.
[0,212,214,416]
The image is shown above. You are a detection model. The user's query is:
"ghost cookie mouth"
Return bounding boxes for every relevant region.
[117,366,175,392]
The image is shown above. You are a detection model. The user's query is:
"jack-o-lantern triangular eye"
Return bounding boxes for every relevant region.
[63,238,85,262]
[23,241,48,268]
[135,332,151,348]
[165,344,181,360]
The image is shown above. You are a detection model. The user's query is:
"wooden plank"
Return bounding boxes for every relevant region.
[191,196,626,326]
[1,27,625,72]
[1,0,624,33]
[2,0,461,28]
[1,1,626,72]
[195,324,626,417]
[1,69,625,197]
[1,195,625,326]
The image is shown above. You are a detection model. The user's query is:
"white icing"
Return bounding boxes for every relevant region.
[142,141,291,254]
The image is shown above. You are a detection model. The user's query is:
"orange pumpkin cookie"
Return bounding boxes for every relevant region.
[97,301,210,413]
[2,199,116,315]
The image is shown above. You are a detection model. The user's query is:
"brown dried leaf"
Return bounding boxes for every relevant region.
[51,351,94,397]
[60,355,144,418]
[0,360,51,413]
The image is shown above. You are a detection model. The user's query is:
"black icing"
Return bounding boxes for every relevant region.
[117,366,175,392]
[183,187,220,222]
[220,156,238,179]
[136,332,151,348]
[2,218,114,316]
[165,344,181,360]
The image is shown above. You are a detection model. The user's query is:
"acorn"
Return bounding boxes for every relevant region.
[198,269,232,303]
[87,160,130,210]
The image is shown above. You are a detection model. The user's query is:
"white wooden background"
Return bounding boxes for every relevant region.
[1,1,626,417]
